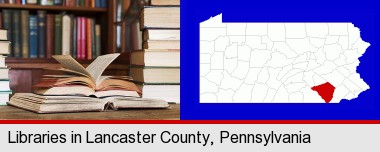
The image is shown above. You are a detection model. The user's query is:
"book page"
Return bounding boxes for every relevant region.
[52,55,92,78]
[86,53,120,86]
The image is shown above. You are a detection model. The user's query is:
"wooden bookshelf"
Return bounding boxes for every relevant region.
[0,0,129,93]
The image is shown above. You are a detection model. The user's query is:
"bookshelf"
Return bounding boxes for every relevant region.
[0,0,129,93]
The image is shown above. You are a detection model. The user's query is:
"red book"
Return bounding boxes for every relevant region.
[65,0,76,6]
[76,17,81,59]
[86,18,92,60]
[46,14,54,59]
[15,0,21,4]
[81,17,86,60]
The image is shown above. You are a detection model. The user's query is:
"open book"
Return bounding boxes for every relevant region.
[33,54,141,98]
[8,93,170,114]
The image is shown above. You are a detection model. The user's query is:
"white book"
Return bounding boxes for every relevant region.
[62,15,71,55]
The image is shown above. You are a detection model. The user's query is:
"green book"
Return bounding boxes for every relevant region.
[91,19,96,59]
[72,16,77,58]
[54,14,62,55]
[12,10,21,58]
[95,24,101,58]
[2,9,12,56]
[21,10,30,58]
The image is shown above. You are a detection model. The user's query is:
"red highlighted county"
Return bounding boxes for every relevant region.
[311,82,336,103]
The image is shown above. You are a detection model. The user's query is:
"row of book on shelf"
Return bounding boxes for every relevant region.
[130,1,180,103]
[0,0,108,8]
[1,9,101,59]
[0,29,11,105]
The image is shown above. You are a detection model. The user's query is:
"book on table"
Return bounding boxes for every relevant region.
[8,93,169,114]
[33,53,142,97]
[7,53,171,113]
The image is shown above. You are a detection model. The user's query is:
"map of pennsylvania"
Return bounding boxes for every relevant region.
[200,14,370,103]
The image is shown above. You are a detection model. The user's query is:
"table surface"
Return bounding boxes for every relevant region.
[0,104,179,120]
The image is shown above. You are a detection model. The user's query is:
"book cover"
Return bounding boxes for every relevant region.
[46,14,54,59]
[12,10,21,58]
[2,10,12,55]
[80,17,86,59]
[20,10,30,58]
[39,0,53,5]
[91,19,96,59]
[95,24,101,58]
[76,17,81,59]
[37,11,46,58]
[95,0,100,8]
[86,18,92,60]
[140,7,180,29]
[0,29,7,41]
[29,15,38,58]
[65,0,75,6]
[26,0,37,4]
[53,0,62,5]
[54,14,62,55]
[71,15,77,58]
[62,15,71,55]
[150,0,180,6]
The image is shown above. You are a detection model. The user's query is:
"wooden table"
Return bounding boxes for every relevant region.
[0,104,179,120]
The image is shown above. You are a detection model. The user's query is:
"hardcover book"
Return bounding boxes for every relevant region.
[12,10,21,57]
[21,10,30,58]
[54,14,62,55]
[8,93,169,113]
[29,15,38,58]
[140,7,180,29]
[62,15,71,55]
[150,0,180,6]
[130,50,180,67]
[33,53,142,97]
[129,66,180,84]
[37,11,47,58]
[46,14,54,58]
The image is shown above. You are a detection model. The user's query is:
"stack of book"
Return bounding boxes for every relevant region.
[1,9,101,59]
[130,0,180,103]
[0,29,12,105]
[0,0,108,8]
[8,54,169,113]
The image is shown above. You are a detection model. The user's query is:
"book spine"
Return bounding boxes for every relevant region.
[62,15,71,55]
[39,0,53,5]
[102,0,107,8]
[12,10,21,58]
[91,19,95,59]
[37,11,46,58]
[29,15,38,58]
[15,0,21,4]
[45,14,54,59]
[71,15,76,58]
[76,17,81,59]
[54,14,62,55]
[53,0,61,5]
[21,0,26,4]
[1,9,13,46]
[86,18,92,60]
[0,12,2,29]
[90,0,94,7]
[80,17,86,59]
[95,0,100,8]
[95,24,101,58]
[65,0,75,6]
[26,0,37,4]
[80,0,84,7]
[20,10,29,58]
